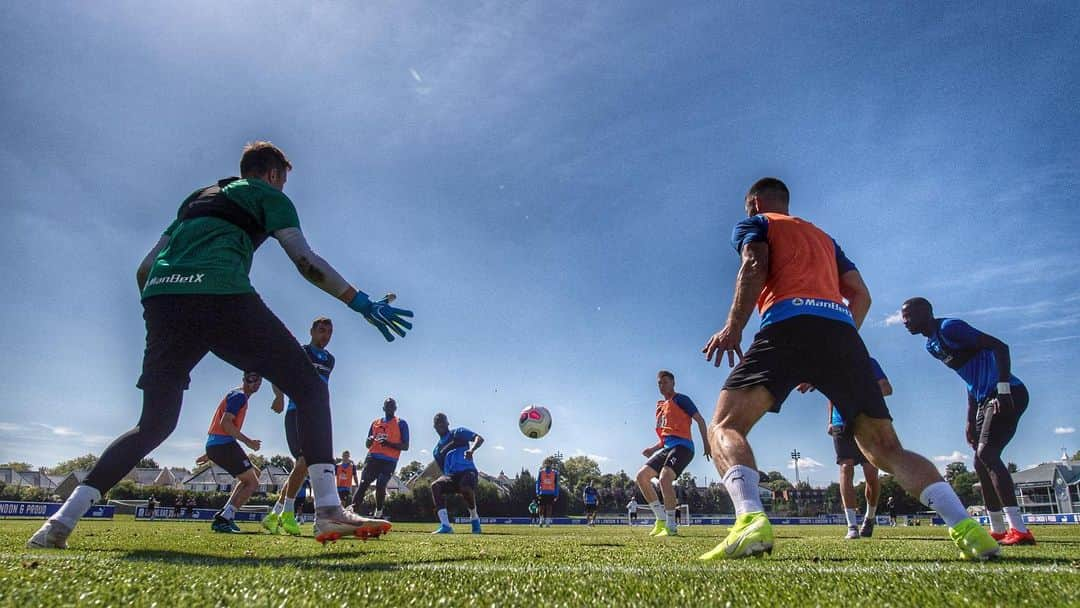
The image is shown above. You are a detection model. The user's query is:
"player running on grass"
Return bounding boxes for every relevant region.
[536,459,560,527]
[901,297,1035,546]
[29,142,411,549]
[700,177,998,561]
[583,480,600,526]
[430,413,484,534]
[336,450,358,505]
[800,357,891,539]
[349,397,409,519]
[263,316,335,535]
[636,370,710,538]
[204,372,264,533]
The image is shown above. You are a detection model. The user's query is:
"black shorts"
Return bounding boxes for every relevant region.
[434,470,478,494]
[645,445,694,476]
[360,458,397,487]
[723,315,892,431]
[284,409,303,459]
[833,434,867,465]
[629,512,638,520]
[138,294,332,464]
[206,442,253,477]
[538,494,556,507]
[585,503,598,514]
[975,384,1028,451]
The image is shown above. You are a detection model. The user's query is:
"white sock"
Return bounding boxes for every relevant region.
[988,510,1007,534]
[52,485,100,529]
[308,463,341,510]
[865,505,877,519]
[374,509,382,518]
[844,508,858,528]
[469,507,479,521]
[723,465,763,516]
[221,504,236,520]
[438,508,450,526]
[283,500,295,514]
[1003,506,1028,533]
[918,481,969,528]
[647,500,664,521]
[272,501,285,516]
[665,509,677,529]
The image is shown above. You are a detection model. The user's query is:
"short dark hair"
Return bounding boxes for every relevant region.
[311,317,332,330]
[384,397,396,407]
[433,412,448,425]
[240,141,292,178]
[903,297,933,313]
[746,177,790,204]
[657,370,675,381]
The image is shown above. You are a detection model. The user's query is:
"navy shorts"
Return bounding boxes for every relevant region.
[360,457,397,487]
[284,409,303,459]
[435,470,478,494]
[206,441,253,477]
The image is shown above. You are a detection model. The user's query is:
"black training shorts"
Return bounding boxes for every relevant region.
[206,442,253,477]
[538,494,556,507]
[284,409,303,459]
[975,384,1028,451]
[360,457,398,487]
[645,445,694,476]
[723,315,892,431]
[434,470,478,494]
[833,434,868,466]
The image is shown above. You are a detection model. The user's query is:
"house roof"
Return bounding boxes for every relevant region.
[1011,460,1080,486]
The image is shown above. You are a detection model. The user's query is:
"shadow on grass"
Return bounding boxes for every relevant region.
[118,549,479,571]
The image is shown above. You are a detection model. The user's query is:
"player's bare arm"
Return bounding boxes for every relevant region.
[838,269,871,330]
[465,435,484,460]
[692,412,712,460]
[878,378,894,397]
[704,241,769,367]
[965,393,979,448]
[269,385,285,413]
[642,440,663,458]
[973,332,1013,413]
[220,412,261,451]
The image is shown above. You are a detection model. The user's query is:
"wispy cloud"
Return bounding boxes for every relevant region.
[883,310,903,326]
[409,68,423,83]
[933,450,969,463]
[574,448,611,463]
[523,448,542,454]
[787,456,824,470]
[1036,335,1080,344]
[1054,427,1075,435]
[493,445,506,451]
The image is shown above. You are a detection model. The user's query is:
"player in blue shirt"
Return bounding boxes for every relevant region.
[902,297,1035,546]
[430,413,485,534]
[265,317,336,536]
[802,359,892,539]
[582,480,600,526]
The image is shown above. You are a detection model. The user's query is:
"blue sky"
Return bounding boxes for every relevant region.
[2,3,1078,487]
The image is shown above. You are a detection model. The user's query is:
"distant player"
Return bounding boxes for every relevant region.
[430,413,484,534]
[801,358,892,539]
[700,177,998,560]
[146,495,157,521]
[636,370,711,537]
[582,480,600,526]
[350,397,410,518]
[536,459,560,527]
[30,142,412,549]
[204,372,264,533]
[902,297,1035,546]
[528,498,540,526]
[264,317,335,536]
[626,497,639,526]
[336,450,358,505]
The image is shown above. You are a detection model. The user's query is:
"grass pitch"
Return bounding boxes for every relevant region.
[1,517,1078,607]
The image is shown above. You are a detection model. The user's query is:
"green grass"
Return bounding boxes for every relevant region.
[1,517,1078,607]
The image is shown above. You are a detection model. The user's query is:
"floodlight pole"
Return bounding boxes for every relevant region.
[791,449,801,485]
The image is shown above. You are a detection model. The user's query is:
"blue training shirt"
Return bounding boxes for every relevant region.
[583,486,599,505]
[434,427,478,475]
[831,358,887,427]
[286,344,334,412]
[926,318,1022,403]
[206,390,248,447]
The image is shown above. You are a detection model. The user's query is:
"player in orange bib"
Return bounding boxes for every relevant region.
[636,370,710,537]
[203,372,263,533]
[349,397,409,519]
[335,451,358,505]
[699,177,998,561]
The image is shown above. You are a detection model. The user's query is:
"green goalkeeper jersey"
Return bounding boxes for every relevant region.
[141,177,300,299]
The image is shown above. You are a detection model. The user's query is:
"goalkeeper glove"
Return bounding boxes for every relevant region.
[348,291,414,341]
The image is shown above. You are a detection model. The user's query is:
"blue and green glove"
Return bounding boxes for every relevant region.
[348,291,414,341]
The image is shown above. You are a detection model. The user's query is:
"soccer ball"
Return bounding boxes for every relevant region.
[518,405,552,439]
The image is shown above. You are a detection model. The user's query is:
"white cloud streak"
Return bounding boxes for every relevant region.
[787,456,824,470]
[523,448,542,454]
[933,450,969,463]
[1053,427,1075,435]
